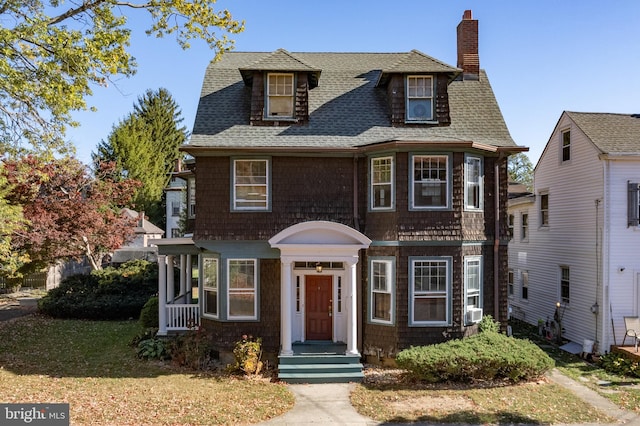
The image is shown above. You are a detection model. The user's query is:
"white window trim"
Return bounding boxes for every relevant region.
[266,72,294,119]
[508,269,514,297]
[369,258,395,325]
[561,129,571,163]
[560,266,570,305]
[464,155,483,211]
[370,156,395,210]
[410,154,450,210]
[521,270,529,301]
[232,158,270,211]
[409,256,451,326]
[202,257,219,319]
[539,192,549,227]
[406,75,434,122]
[188,177,196,219]
[521,212,529,241]
[227,258,258,320]
[464,256,483,325]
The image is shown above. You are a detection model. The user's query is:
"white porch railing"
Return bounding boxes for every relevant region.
[166,304,200,331]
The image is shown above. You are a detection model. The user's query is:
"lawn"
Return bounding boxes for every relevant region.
[0,316,294,425]
[351,320,640,424]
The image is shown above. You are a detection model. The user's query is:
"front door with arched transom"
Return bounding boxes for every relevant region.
[305,275,332,340]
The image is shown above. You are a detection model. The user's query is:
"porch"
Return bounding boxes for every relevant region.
[611,345,640,362]
[156,250,201,335]
[278,341,364,384]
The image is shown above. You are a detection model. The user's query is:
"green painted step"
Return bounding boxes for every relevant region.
[278,371,365,384]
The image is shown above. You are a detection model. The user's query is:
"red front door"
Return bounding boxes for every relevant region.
[305,275,333,340]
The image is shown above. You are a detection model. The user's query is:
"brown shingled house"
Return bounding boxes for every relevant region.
[155,10,527,383]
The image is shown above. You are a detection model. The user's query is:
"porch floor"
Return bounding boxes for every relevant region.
[612,345,640,362]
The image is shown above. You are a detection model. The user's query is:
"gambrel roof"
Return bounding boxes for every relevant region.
[188,50,519,151]
[565,111,640,155]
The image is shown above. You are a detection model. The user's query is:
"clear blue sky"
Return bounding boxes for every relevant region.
[68,1,640,167]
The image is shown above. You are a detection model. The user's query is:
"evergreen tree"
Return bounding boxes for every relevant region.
[93,88,188,226]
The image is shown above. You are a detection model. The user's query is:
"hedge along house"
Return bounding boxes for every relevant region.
[155,10,527,381]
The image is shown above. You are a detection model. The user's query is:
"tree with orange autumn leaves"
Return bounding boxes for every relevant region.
[1,156,141,281]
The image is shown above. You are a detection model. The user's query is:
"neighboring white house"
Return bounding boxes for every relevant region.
[165,175,186,238]
[111,208,164,264]
[508,111,640,353]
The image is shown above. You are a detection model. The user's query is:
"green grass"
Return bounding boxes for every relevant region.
[351,379,613,424]
[0,316,294,425]
[351,320,640,424]
[511,319,640,414]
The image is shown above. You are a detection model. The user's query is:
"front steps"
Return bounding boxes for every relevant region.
[277,342,364,384]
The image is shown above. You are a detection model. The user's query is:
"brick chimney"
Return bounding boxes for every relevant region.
[457,10,479,80]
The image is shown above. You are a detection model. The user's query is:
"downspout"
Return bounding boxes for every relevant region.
[353,155,360,231]
[494,154,504,321]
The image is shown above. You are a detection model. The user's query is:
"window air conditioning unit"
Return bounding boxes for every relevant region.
[467,308,483,323]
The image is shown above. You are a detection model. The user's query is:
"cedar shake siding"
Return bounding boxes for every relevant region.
[157,10,527,364]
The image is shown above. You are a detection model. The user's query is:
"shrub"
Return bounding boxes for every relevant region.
[598,352,640,378]
[479,315,501,334]
[38,260,158,320]
[137,337,169,360]
[139,296,159,328]
[396,332,554,383]
[166,328,216,370]
[230,335,263,375]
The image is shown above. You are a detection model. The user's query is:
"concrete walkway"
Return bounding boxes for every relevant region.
[260,370,640,426]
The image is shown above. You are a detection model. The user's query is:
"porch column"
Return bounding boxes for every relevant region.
[167,255,175,303]
[186,254,193,304]
[346,258,360,356]
[280,258,294,356]
[157,255,167,336]
[179,255,187,300]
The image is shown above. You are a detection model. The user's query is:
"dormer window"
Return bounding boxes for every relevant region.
[406,76,433,122]
[267,73,294,118]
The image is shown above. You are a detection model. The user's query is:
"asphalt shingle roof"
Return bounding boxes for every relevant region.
[566,111,640,155]
[189,51,519,151]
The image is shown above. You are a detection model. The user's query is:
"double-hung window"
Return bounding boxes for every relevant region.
[371,156,394,210]
[202,257,218,318]
[410,257,451,326]
[560,266,570,305]
[227,259,257,320]
[406,76,433,121]
[628,182,640,227]
[369,259,394,324]
[188,177,196,218]
[464,156,483,210]
[508,214,515,239]
[464,256,483,324]
[521,213,529,240]
[233,159,269,210]
[508,269,514,296]
[411,155,449,209]
[561,130,571,162]
[540,193,549,226]
[267,73,294,118]
[522,270,529,300]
